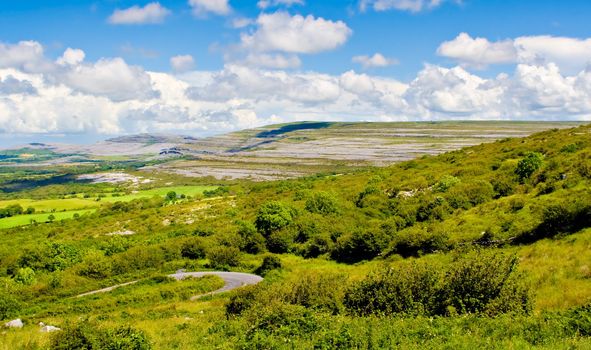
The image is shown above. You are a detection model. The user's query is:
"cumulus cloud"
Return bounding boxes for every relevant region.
[240,12,352,54]
[57,48,86,66]
[257,0,305,9]
[170,55,196,72]
[108,2,171,25]
[0,41,46,72]
[438,33,591,74]
[0,75,37,95]
[243,53,302,69]
[353,53,398,69]
[437,33,516,68]
[1,38,591,139]
[514,36,591,74]
[359,0,451,13]
[188,0,231,17]
[59,58,159,101]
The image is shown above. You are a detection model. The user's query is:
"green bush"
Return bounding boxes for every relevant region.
[77,250,111,279]
[0,289,21,320]
[516,152,544,181]
[434,175,460,193]
[237,221,266,254]
[180,237,206,259]
[207,246,241,270]
[305,192,339,215]
[14,267,36,285]
[331,230,389,263]
[255,255,282,276]
[254,201,296,236]
[344,251,531,317]
[391,226,448,257]
[50,323,151,350]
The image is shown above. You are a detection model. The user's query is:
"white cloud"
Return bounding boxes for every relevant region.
[170,55,196,72]
[240,12,352,54]
[514,36,591,74]
[188,0,231,17]
[437,33,516,68]
[108,2,171,25]
[353,53,398,69]
[359,0,449,13]
[0,75,37,95]
[231,17,254,28]
[243,53,302,69]
[257,0,305,9]
[1,38,591,139]
[57,48,86,66]
[59,58,159,101]
[0,41,45,72]
[438,33,591,74]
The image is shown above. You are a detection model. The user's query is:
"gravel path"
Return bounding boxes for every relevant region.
[75,271,263,299]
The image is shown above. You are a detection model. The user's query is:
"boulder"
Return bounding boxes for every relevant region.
[40,325,61,332]
[4,319,23,328]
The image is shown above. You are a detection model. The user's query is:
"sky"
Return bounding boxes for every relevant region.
[1,0,591,146]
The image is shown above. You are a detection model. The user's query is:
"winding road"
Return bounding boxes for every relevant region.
[75,271,263,299]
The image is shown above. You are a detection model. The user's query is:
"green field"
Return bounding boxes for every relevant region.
[0,209,94,228]
[100,185,218,203]
[0,198,100,212]
[0,185,218,228]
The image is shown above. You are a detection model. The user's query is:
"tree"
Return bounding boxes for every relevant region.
[165,191,177,202]
[47,214,56,222]
[254,201,295,237]
[515,152,544,181]
[305,192,339,215]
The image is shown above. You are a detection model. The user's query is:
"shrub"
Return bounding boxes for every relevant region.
[515,152,544,181]
[344,262,440,316]
[237,221,266,254]
[255,255,282,276]
[441,252,531,316]
[303,235,333,258]
[255,201,296,236]
[266,229,294,254]
[331,230,389,263]
[344,251,531,317]
[18,242,81,272]
[180,237,207,259]
[14,267,36,285]
[78,250,111,279]
[433,175,460,193]
[517,199,591,243]
[305,192,339,215]
[0,290,21,320]
[50,323,151,350]
[207,246,241,270]
[391,226,448,257]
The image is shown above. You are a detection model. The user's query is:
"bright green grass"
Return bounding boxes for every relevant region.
[0,186,218,218]
[0,198,100,212]
[0,209,94,229]
[99,185,218,203]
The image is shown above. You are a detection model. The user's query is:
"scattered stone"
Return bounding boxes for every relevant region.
[162,219,171,226]
[38,322,45,327]
[106,230,135,236]
[40,325,61,332]
[4,319,23,328]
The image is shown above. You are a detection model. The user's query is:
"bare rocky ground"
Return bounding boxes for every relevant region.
[2,121,584,180]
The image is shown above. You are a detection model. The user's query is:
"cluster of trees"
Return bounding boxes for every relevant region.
[0,204,34,218]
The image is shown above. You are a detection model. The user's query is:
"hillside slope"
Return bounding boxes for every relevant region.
[1,123,590,349]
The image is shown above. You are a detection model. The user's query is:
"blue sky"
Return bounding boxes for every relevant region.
[1,0,591,146]
[2,0,590,76]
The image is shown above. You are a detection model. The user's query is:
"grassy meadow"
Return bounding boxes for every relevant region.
[0,123,590,349]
